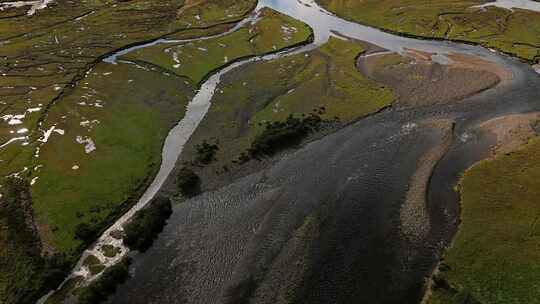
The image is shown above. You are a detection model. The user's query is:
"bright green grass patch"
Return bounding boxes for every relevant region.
[429,138,540,304]
[30,62,194,254]
[0,0,257,179]
[182,37,394,166]
[121,8,313,84]
[317,0,540,62]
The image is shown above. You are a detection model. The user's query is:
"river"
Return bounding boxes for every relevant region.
[41,0,540,303]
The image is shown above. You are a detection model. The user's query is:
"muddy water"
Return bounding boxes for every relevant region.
[44,0,540,303]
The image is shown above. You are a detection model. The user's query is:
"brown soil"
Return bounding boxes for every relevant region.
[358,51,501,108]
[447,53,513,84]
[478,112,540,156]
[402,48,433,62]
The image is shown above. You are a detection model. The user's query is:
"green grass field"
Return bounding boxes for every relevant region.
[429,138,540,304]
[30,62,193,254]
[317,0,540,62]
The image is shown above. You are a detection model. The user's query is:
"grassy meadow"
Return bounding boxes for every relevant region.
[429,138,540,303]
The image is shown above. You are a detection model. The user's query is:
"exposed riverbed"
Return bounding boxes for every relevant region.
[41,0,540,303]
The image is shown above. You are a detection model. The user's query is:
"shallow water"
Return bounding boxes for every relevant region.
[0,0,53,15]
[42,0,540,302]
[476,0,540,12]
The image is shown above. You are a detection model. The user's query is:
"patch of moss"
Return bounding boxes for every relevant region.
[83,255,105,276]
[101,245,120,258]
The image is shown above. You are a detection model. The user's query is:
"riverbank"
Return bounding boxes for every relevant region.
[426,113,540,304]
[316,0,540,64]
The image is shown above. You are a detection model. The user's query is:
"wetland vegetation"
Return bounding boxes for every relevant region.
[317,0,540,62]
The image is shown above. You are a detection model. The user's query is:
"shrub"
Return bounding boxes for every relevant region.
[74,222,99,244]
[41,253,71,290]
[177,167,200,196]
[123,196,173,252]
[78,258,131,304]
[248,113,323,157]
[195,140,219,165]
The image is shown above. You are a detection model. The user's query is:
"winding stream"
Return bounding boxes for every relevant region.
[41,0,540,302]
[476,0,540,11]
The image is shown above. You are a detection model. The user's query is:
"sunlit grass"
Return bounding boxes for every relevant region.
[430,138,540,303]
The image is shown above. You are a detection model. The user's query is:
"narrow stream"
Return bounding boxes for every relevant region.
[40,0,540,302]
[0,0,53,15]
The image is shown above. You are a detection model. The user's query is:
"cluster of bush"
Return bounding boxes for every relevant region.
[75,221,101,246]
[123,196,173,252]
[40,253,72,290]
[177,167,201,197]
[78,258,131,304]
[247,112,324,157]
[194,140,219,165]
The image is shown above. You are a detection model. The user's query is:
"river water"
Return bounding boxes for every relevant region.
[476,0,540,11]
[41,0,540,303]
